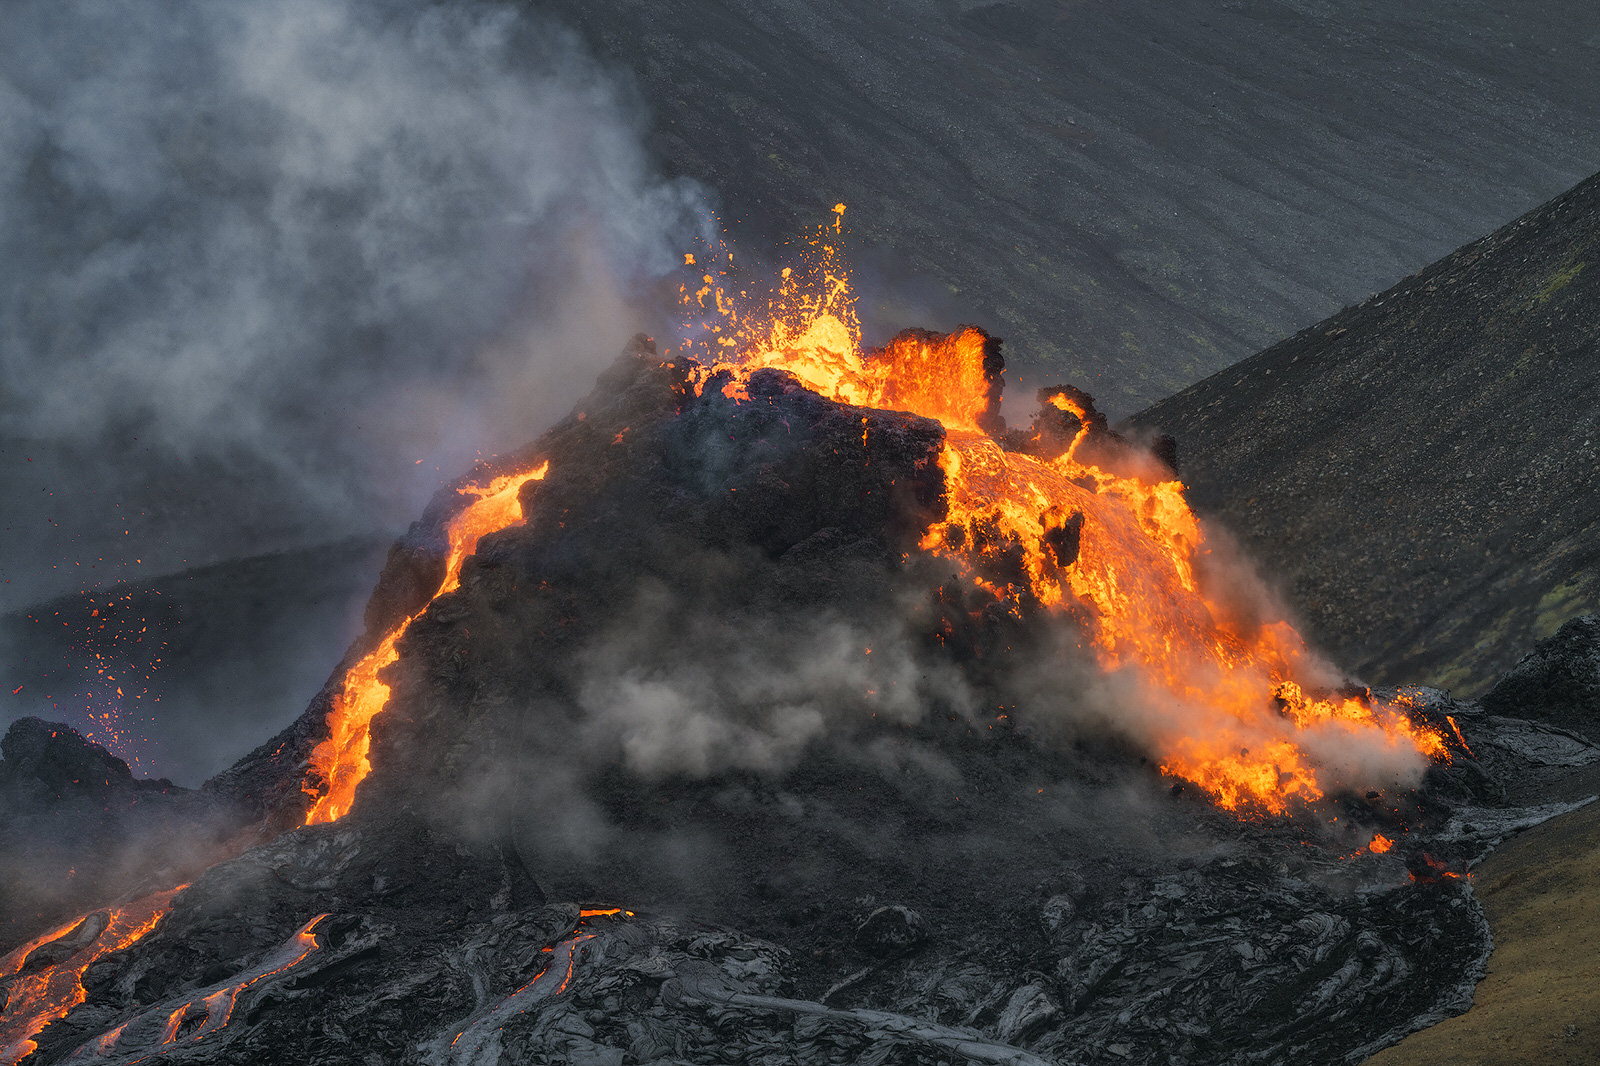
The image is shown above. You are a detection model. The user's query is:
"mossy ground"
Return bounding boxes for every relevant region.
[1366,796,1600,1066]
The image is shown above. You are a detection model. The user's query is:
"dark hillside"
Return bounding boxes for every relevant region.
[0,539,388,785]
[1130,170,1600,695]
[543,0,1600,412]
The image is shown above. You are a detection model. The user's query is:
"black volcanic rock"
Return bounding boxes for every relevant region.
[0,719,245,954]
[1481,614,1600,742]
[0,718,134,807]
[352,349,951,807]
[853,904,929,959]
[1129,170,1600,696]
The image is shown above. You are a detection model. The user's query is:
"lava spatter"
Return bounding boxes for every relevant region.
[679,210,1447,813]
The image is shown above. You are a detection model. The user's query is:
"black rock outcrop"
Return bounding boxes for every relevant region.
[1,719,136,807]
[0,719,243,953]
[1482,614,1600,742]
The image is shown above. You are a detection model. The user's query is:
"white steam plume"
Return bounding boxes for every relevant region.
[575,580,977,781]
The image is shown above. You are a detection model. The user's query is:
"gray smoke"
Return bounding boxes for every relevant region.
[573,580,979,781]
[0,0,710,601]
[0,0,715,782]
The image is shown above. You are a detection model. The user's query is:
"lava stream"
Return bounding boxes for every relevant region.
[60,914,328,1062]
[442,909,631,1062]
[0,887,186,1066]
[303,461,550,824]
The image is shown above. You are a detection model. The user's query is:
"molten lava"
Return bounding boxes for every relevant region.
[443,908,630,1060]
[1409,852,1467,883]
[0,886,186,1065]
[302,462,550,824]
[680,208,1446,814]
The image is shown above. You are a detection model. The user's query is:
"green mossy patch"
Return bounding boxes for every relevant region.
[1533,260,1585,304]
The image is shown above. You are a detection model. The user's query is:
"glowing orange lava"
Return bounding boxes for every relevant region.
[444,907,629,1057]
[303,462,550,824]
[680,208,1446,814]
[1410,852,1466,883]
[0,886,186,1065]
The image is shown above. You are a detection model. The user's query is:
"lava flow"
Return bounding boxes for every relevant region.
[0,458,552,1060]
[0,887,186,1065]
[442,908,632,1062]
[302,461,550,824]
[58,914,330,1062]
[680,207,1446,813]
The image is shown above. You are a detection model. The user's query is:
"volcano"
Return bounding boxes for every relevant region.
[2,232,1596,1064]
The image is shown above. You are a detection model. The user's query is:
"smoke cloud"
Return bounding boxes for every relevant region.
[0,0,710,600]
[574,580,978,781]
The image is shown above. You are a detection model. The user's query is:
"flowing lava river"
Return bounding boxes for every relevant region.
[0,467,554,1063]
[0,210,1449,1062]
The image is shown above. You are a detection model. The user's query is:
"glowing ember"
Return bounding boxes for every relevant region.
[679,210,1447,814]
[0,886,186,1065]
[26,588,169,772]
[1369,833,1394,854]
[303,462,550,824]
